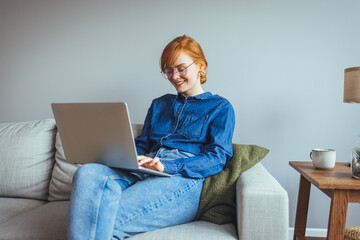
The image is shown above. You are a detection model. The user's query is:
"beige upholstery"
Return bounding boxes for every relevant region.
[48,132,81,201]
[0,201,69,240]
[0,201,237,240]
[0,198,46,224]
[0,119,56,200]
[130,221,237,240]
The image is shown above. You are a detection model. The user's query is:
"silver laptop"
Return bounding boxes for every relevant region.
[51,102,171,177]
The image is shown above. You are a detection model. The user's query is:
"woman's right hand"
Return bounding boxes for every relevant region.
[137,155,165,173]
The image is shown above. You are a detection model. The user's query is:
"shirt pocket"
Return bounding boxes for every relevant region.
[178,115,208,139]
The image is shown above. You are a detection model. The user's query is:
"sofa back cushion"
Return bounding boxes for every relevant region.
[48,132,81,201]
[48,123,143,201]
[0,119,57,200]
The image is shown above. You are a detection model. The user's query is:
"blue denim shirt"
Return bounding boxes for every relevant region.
[135,92,235,178]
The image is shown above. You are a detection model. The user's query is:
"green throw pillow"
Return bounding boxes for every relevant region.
[194,143,269,224]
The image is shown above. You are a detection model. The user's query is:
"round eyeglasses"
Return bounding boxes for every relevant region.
[161,61,196,79]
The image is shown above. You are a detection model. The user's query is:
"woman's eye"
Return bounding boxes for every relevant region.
[178,68,186,72]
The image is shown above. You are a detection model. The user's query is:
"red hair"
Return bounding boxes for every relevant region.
[160,35,208,84]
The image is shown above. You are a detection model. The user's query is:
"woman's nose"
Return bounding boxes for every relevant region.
[170,70,180,80]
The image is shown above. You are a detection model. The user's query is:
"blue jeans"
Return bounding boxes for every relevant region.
[68,148,204,240]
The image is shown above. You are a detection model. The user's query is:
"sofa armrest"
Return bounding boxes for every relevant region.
[236,163,289,240]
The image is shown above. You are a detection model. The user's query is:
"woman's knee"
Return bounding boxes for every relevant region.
[73,163,106,182]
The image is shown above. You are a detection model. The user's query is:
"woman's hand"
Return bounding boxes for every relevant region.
[137,155,164,173]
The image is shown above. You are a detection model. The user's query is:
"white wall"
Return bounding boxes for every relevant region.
[1,0,360,228]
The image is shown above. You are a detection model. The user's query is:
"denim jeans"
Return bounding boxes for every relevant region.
[68,148,204,240]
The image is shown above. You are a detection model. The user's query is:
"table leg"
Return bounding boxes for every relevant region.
[327,190,348,240]
[294,175,311,240]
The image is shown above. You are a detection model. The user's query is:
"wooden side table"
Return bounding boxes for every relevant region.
[290,161,360,240]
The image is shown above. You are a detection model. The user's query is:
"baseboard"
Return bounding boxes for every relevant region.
[289,227,327,239]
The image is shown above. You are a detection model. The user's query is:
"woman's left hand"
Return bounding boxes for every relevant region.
[137,155,165,173]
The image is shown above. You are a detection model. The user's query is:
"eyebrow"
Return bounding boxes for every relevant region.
[167,63,187,68]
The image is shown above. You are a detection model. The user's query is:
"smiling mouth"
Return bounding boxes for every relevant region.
[173,80,185,87]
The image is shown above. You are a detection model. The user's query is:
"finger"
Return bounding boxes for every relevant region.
[143,162,164,172]
[156,161,164,172]
[138,157,154,166]
[143,163,159,171]
[137,155,147,160]
[140,157,159,166]
[149,157,160,166]
[147,159,163,171]
[153,161,164,172]
[142,164,155,170]
[142,158,159,168]
[139,158,152,165]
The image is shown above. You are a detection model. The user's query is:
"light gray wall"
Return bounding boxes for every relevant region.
[1,0,360,229]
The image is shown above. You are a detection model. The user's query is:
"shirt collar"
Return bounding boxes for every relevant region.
[177,92,212,101]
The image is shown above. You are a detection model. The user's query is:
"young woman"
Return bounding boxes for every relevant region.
[68,35,235,240]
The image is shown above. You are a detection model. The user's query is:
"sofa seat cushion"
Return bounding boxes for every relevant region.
[0,201,69,240]
[0,119,57,200]
[129,221,237,240]
[0,197,46,224]
[0,200,236,240]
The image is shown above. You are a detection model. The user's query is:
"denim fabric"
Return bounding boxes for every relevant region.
[68,148,204,240]
[135,92,235,178]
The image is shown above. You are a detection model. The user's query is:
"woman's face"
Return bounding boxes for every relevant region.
[165,52,205,97]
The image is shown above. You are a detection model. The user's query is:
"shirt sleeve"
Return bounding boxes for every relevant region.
[134,101,154,156]
[161,101,235,178]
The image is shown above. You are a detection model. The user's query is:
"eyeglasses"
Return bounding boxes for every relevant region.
[161,61,196,79]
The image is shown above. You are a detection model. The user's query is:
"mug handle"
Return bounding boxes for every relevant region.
[309,152,313,160]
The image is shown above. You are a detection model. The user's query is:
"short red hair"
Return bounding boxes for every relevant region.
[160,35,208,84]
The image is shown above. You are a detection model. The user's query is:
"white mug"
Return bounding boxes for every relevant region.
[310,149,336,169]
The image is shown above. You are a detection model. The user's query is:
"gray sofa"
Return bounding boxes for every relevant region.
[0,119,289,240]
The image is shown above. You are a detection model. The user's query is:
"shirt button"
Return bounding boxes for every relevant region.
[177,111,180,114]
